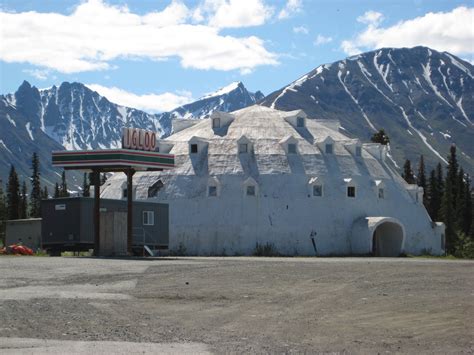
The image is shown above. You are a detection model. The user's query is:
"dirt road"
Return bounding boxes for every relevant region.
[0,257,472,354]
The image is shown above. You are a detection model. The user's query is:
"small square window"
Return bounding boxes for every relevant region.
[355,146,362,156]
[325,144,333,154]
[347,186,356,198]
[208,186,217,197]
[143,211,154,226]
[246,185,256,196]
[190,144,198,153]
[288,143,297,154]
[212,118,220,128]
[239,143,248,153]
[313,185,322,197]
[378,188,384,199]
[297,117,305,127]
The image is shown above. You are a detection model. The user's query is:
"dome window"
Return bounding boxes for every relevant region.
[243,177,258,197]
[378,188,384,199]
[208,186,217,197]
[344,178,357,198]
[347,186,356,198]
[189,136,208,155]
[284,109,307,129]
[313,185,323,197]
[297,116,305,128]
[280,135,298,155]
[246,185,256,196]
[210,111,235,129]
[207,177,221,197]
[317,136,335,155]
[288,143,297,154]
[344,139,362,157]
[308,177,324,197]
[374,180,386,200]
[237,135,252,154]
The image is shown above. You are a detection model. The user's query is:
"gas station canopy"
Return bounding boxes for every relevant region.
[52,148,174,171]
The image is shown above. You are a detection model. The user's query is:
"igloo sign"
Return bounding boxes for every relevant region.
[122,127,157,151]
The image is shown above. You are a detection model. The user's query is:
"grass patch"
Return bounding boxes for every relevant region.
[252,242,281,257]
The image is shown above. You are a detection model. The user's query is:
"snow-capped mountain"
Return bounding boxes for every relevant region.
[0,94,80,189]
[261,46,473,175]
[0,80,263,188]
[165,81,264,121]
[4,81,165,151]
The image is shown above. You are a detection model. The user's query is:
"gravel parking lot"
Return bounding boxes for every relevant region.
[0,256,472,354]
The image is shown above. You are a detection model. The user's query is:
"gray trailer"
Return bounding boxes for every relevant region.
[41,197,168,255]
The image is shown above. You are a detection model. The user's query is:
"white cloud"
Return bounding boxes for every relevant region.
[341,6,474,59]
[86,84,194,113]
[201,0,274,28]
[0,0,278,74]
[23,69,50,80]
[357,10,384,26]
[293,25,308,34]
[278,0,302,20]
[314,34,333,46]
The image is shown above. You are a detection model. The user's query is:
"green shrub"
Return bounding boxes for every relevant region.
[454,232,474,259]
[252,242,280,257]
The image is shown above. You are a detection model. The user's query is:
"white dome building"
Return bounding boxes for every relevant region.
[101,106,445,256]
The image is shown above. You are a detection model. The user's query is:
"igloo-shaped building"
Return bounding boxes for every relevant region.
[101,106,445,256]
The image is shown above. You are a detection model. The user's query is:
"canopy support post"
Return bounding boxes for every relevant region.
[126,169,135,255]
[92,169,101,256]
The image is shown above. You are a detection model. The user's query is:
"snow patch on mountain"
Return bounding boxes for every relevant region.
[201,82,241,99]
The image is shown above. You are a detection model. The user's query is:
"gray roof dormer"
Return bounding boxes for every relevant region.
[284,110,308,129]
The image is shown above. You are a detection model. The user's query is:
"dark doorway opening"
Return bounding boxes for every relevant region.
[372,222,404,257]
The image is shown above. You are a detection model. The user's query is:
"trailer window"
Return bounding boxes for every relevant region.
[143,211,154,226]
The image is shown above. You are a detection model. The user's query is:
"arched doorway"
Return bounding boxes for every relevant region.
[372,221,404,257]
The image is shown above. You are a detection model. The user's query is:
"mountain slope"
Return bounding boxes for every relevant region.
[261,46,473,174]
[0,96,81,190]
[166,81,264,121]
[5,81,166,151]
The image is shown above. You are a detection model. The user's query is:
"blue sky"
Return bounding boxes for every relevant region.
[1,0,472,112]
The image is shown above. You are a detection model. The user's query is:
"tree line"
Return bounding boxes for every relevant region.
[371,129,473,257]
[401,146,473,257]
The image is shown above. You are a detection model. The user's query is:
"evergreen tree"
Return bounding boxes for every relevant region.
[402,159,416,184]
[417,155,427,206]
[82,173,90,197]
[60,170,70,197]
[42,186,49,199]
[440,176,455,253]
[370,129,390,145]
[446,145,459,201]
[54,183,60,198]
[0,181,7,245]
[427,169,441,221]
[19,181,28,219]
[441,145,460,254]
[458,173,472,236]
[30,152,41,217]
[436,163,445,197]
[7,165,20,220]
